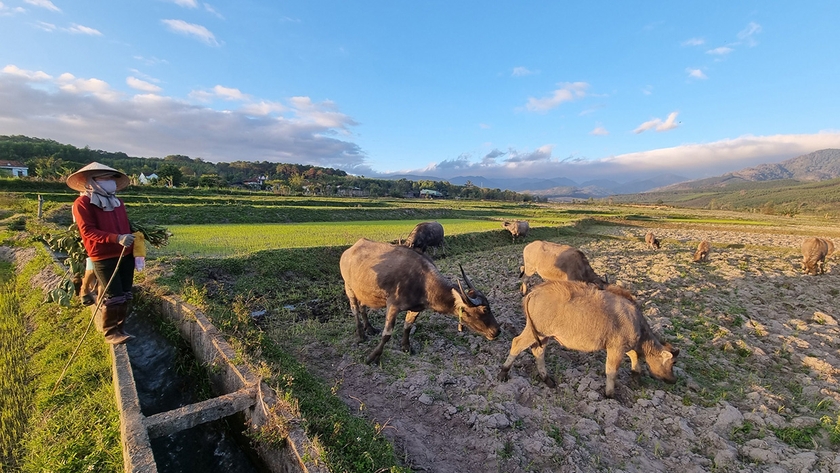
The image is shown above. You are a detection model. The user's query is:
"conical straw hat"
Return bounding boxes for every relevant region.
[66,162,130,192]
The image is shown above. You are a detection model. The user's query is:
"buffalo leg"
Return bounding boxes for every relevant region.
[531,343,556,388]
[366,304,400,365]
[498,326,538,381]
[401,311,420,354]
[626,350,641,377]
[604,349,623,398]
[359,306,379,336]
[345,292,368,343]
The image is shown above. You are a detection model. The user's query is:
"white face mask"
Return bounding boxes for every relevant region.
[97,179,117,194]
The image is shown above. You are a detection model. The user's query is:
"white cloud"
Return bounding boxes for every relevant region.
[641,85,653,96]
[24,0,59,12]
[161,19,219,46]
[2,64,51,80]
[634,111,679,134]
[524,82,589,112]
[681,37,705,47]
[204,3,224,19]
[127,76,162,93]
[0,69,364,168]
[737,22,762,47]
[590,126,609,136]
[168,0,198,7]
[67,24,103,36]
[706,46,733,55]
[0,2,26,15]
[240,101,286,116]
[212,85,247,101]
[35,21,56,31]
[687,68,707,80]
[385,132,840,183]
[512,67,534,77]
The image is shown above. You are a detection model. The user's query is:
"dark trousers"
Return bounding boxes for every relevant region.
[92,255,134,303]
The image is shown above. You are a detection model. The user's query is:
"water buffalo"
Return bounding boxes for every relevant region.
[339,238,500,365]
[693,240,711,262]
[645,232,661,249]
[802,237,835,275]
[404,221,445,256]
[498,280,679,397]
[503,220,530,242]
[519,240,609,295]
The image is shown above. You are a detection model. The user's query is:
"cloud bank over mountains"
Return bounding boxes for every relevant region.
[2,65,840,185]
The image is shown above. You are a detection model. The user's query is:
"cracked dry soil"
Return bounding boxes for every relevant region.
[274,223,840,473]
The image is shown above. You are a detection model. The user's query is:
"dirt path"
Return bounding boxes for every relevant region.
[285,225,840,472]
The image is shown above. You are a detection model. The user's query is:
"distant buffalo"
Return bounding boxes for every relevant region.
[802,237,835,275]
[498,280,679,398]
[645,232,661,250]
[503,220,530,243]
[404,221,445,256]
[693,240,711,263]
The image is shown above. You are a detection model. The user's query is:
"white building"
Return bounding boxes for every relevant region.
[138,173,159,184]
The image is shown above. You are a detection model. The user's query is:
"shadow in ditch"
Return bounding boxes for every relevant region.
[124,310,265,473]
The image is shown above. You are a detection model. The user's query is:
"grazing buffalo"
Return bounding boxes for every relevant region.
[503,220,530,242]
[404,221,445,256]
[693,240,711,262]
[645,232,661,249]
[519,240,609,295]
[339,238,500,365]
[498,281,679,397]
[802,237,835,275]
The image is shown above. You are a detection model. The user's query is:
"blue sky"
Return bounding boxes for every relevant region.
[2,1,839,184]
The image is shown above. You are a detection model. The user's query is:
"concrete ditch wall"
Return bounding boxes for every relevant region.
[117,291,329,473]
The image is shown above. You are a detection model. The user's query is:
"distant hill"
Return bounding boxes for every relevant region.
[654,149,840,192]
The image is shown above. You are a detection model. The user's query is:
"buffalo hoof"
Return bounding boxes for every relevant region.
[497,369,510,382]
[365,352,381,365]
[541,375,557,388]
[401,343,414,355]
[365,325,379,336]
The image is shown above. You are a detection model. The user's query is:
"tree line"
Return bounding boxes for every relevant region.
[0,135,539,201]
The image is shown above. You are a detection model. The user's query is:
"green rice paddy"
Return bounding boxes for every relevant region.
[155,218,516,258]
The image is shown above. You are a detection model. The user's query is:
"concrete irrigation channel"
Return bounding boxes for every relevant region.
[43,247,327,473]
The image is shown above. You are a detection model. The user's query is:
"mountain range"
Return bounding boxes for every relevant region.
[383,149,840,199]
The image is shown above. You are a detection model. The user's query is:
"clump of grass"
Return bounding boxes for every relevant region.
[3,242,122,472]
[0,277,29,467]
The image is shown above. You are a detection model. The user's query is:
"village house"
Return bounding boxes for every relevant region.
[138,172,159,184]
[0,160,29,177]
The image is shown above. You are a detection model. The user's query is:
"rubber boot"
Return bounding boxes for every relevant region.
[115,302,133,339]
[102,303,132,345]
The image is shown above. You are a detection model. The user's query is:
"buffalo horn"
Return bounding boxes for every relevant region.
[458,264,482,306]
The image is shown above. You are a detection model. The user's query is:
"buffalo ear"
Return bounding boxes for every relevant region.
[671,347,680,357]
[660,351,673,361]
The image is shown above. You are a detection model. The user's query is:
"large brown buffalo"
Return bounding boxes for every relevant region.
[498,280,679,398]
[802,237,835,275]
[519,240,609,295]
[340,238,500,365]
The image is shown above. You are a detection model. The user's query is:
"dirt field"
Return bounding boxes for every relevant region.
[277,223,840,473]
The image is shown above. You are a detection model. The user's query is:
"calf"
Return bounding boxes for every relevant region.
[645,232,661,249]
[503,220,530,243]
[498,280,678,397]
[693,240,711,262]
[802,237,835,275]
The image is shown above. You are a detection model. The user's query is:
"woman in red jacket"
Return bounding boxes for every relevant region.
[67,162,135,344]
